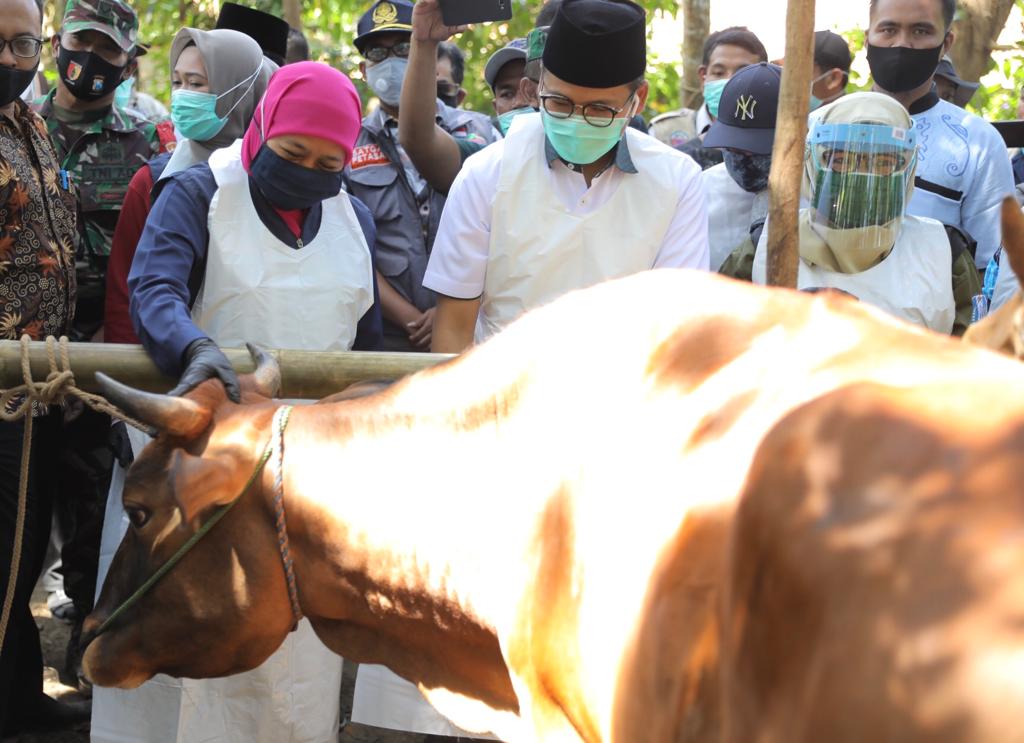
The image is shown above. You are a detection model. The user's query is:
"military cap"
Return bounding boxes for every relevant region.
[62,0,138,53]
[354,0,413,53]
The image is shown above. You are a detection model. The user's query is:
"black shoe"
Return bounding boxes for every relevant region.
[3,693,91,735]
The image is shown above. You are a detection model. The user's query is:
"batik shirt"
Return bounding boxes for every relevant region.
[0,99,77,342]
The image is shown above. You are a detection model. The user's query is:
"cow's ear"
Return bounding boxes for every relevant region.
[170,450,240,527]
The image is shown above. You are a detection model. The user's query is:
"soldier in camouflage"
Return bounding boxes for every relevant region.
[30,0,168,694]
[33,0,168,341]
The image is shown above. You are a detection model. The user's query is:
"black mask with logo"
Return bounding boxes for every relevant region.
[57,44,126,101]
[0,62,38,108]
[866,42,944,93]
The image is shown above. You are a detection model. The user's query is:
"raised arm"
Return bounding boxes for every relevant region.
[398,0,467,194]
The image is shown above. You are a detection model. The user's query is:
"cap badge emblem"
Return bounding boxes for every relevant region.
[372,2,399,25]
[736,95,757,121]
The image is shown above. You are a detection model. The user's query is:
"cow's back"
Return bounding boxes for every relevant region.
[722,382,1024,743]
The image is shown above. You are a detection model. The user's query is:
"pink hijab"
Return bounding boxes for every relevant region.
[241,61,363,173]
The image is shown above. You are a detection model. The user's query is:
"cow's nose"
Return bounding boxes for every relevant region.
[79,614,103,652]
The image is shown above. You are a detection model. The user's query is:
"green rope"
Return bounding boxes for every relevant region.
[94,432,279,638]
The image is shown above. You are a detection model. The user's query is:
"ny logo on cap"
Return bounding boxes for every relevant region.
[736,95,757,121]
[372,2,398,25]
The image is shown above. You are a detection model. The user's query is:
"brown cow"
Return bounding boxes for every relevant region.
[82,270,1024,742]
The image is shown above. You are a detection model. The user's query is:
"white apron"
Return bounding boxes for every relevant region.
[93,141,373,743]
[475,113,679,341]
[752,214,955,333]
[703,162,768,272]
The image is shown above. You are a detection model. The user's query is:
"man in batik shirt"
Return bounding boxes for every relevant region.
[0,0,84,734]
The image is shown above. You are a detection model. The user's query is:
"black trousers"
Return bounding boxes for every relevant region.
[0,413,60,730]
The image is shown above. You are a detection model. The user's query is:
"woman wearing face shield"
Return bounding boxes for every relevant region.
[104,27,277,345]
[749,92,959,334]
[99,62,381,743]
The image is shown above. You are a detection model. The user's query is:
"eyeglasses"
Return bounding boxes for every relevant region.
[538,91,633,128]
[364,41,411,64]
[0,36,42,59]
[821,148,908,176]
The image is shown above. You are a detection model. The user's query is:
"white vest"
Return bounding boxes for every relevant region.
[752,214,956,333]
[703,162,768,272]
[478,114,679,340]
[193,141,373,352]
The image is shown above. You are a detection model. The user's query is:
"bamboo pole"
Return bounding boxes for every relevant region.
[765,0,815,289]
[0,341,452,400]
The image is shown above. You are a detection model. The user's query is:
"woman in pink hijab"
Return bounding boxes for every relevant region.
[129,61,381,399]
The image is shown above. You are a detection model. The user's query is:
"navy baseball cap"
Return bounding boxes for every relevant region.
[703,62,781,155]
[355,0,414,53]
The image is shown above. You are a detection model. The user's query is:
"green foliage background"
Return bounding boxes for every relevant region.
[39,0,1024,123]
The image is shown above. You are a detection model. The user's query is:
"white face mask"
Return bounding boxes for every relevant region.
[366,57,408,107]
[799,211,901,273]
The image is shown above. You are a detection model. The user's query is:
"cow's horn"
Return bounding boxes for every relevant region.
[247,343,281,398]
[96,373,211,438]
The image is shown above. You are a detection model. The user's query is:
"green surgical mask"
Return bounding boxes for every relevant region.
[498,106,535,136]
[812,169,906,229]
[541,110,630,166]
[114,77,134,110]
[703,78,728,118]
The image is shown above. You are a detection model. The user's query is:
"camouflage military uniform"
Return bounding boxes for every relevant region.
[32,91,163,338]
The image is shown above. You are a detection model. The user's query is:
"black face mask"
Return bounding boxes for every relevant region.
[866,42,944,93]
[57,44,126,101]
[250,144,344,211]
[0,62,38,108]
[723,150,772,194]
[436,83,459,108]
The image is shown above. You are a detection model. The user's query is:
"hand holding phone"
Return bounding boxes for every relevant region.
[439,0,512,27]
[411,0,468,42]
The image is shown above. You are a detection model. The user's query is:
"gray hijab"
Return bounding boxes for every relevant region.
[163,27,278,177]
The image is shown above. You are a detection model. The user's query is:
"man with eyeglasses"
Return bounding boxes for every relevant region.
[0,0,88,734]
[30,0,167,694]
[424,0,708,353]
[345,0,497,354]
[748,92,960,334]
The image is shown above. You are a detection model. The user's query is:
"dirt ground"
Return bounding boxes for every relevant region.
[12,585,451,743]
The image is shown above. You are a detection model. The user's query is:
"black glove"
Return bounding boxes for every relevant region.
[169,338,241,403]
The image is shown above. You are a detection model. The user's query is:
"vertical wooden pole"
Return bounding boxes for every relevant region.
[680,0,711,110]
[766,0,815,288]
[284,0,302,30]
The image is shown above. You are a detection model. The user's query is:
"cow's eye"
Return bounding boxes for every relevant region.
[126,506,150,529]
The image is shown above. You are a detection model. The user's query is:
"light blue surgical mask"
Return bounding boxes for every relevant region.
[541,109,630,166]
[170,63,262,143]
[703,78,728,118]
[497,106,534,136]
[809,71,831,112]
[366,57,408,108]
[113,77,134,110]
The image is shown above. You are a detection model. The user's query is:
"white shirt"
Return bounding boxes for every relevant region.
[909,96,1014,269]
[424,124,709,299]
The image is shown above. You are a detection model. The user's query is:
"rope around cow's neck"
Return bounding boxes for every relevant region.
[93,405,302,638]
[0,335,154,658]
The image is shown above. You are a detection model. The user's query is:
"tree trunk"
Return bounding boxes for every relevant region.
[679,0,710,110]
[284,0,302,30]
[949,0,1014,83]
[766,0,815,289]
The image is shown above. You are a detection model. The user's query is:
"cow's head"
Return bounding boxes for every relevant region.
[81,345,299,688]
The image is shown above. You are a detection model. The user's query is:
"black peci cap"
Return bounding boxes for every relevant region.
[354,0,414,54]
[542,0,646,89]
[703,62,781,155]
[216,3,290,65]
[813,30,851,74]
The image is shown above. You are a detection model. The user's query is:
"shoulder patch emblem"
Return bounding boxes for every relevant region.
[350,143,390,169]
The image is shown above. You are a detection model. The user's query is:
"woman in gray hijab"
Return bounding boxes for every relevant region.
[105,27,277,343]
[162,27,278,179]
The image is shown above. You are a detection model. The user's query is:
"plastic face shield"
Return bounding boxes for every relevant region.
[807,122,918,230]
